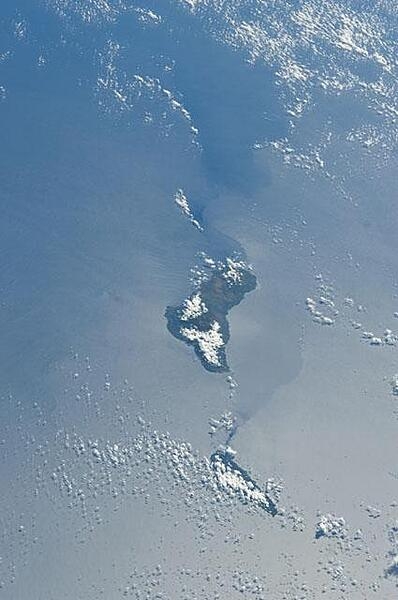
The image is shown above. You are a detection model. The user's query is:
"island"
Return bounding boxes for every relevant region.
[165,258,257,372]
[210,446,278,516]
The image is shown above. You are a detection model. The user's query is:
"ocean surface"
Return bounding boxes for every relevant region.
[1,1,398,598]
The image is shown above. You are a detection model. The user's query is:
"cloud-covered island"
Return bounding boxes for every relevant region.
[165,257,256,372]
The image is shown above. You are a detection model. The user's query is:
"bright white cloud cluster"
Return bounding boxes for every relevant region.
[306,297,335,326]
[391,375,398,396]
[208,411,235,436]
[211,448,275,512]
[134,8,162,26]
[175,0,398,173]
[223,257,247,284]
[174,189,203,231]
[316,514,348,539]
[190,252,253,289]
[95,41,199,142]
[180,292,208,321]
[47,0,122,23]
[180,321,224,367]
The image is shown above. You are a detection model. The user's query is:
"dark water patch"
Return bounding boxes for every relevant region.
[104,1,288,193]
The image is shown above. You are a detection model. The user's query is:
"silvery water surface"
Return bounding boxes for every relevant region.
[1,1,398,598]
